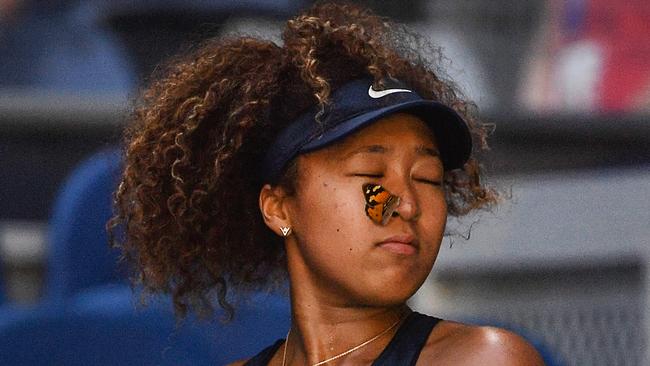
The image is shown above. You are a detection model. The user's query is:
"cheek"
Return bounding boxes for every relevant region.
[427,193,447,223]
[420,192,447,245]
[293,182,368,253]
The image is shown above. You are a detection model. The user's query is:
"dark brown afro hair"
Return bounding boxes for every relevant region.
[107,1,498,322]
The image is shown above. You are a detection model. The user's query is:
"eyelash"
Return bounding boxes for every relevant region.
[353,174,442,187]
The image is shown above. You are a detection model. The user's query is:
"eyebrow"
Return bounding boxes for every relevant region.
[343,144,440,159]
[415,145,440,158]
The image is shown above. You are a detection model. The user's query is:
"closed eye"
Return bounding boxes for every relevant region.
[353,174,441,186]
[353,173,383,178]
[416,179,442,187]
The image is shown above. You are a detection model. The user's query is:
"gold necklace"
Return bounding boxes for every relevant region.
[281,314,405,366]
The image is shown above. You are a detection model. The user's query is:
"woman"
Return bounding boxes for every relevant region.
[108,2,545,365]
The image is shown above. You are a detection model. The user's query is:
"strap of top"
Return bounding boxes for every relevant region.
[243,311,441,366]
[371,311,441,366]
[242,339,284,366]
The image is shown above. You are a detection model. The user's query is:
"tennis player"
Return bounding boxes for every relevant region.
[109,2,544,365]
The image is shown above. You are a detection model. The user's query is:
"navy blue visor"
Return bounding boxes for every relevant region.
[261,77,472,184]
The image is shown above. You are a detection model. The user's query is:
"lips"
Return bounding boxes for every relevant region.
[377,234,418,255]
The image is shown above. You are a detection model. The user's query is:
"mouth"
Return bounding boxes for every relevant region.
[376,234,418,255]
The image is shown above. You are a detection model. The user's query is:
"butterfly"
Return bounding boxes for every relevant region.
[362,183,401,226]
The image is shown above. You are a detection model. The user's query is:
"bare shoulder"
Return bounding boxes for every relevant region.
[417,320,546,366]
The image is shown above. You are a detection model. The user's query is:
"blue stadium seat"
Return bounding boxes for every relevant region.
[0,146,291,365]
[0,289,290,366]
[72,286,291,364]
[44,147,125,305]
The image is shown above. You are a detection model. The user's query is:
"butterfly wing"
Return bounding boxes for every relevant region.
[363,183,400,225]
[380,195,400,225]
[366,204,384,223]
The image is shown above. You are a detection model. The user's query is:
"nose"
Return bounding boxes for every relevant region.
[390,181,420,222]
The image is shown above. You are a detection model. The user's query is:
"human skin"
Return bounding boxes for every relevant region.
[241,113,545,365]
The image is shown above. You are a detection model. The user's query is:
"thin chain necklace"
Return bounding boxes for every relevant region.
[281,313,406,366]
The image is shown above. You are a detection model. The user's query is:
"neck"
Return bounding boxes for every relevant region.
[286,302,409,365]
[283,245,410,365]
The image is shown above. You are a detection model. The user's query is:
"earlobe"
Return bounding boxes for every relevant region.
[259,184,292,236]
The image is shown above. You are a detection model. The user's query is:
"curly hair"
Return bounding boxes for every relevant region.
[107,1,498,322]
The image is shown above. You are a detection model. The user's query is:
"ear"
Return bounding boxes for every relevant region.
[259,183,293,236]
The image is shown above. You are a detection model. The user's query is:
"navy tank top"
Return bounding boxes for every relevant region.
[243,311,441,366]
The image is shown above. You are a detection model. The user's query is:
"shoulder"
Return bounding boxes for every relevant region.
[418,320,546,366]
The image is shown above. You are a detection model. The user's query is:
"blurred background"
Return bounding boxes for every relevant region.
[0,0,648,365]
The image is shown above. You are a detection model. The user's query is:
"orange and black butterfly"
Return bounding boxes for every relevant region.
[362,183,401,226]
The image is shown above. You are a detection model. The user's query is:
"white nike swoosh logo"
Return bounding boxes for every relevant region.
[368,85,413,98]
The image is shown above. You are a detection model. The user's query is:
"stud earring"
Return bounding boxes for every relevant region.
[280,226,292,236]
